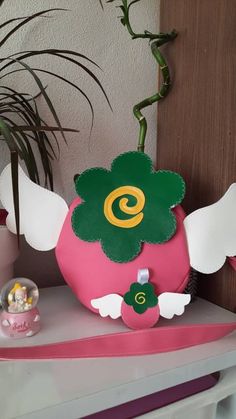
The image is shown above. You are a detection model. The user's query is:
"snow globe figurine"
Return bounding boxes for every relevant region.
[0,278,40,338]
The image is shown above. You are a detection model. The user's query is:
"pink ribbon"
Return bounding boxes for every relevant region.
[1,322,236,360]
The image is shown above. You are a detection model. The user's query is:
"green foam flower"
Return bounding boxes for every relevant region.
[72,151,185,263]
[124,282,158,314]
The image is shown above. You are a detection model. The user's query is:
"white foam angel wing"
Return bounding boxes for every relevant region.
[184,184,236,273]
[158,293,191,319]
[0,164,68,251]
[91,294,123,319]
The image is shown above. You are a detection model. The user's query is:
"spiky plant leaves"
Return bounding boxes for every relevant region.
[0,8,111,242]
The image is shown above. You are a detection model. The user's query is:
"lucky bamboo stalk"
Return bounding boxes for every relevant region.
[106,0,177,151]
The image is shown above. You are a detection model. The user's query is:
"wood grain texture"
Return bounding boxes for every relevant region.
[159,0,236,311]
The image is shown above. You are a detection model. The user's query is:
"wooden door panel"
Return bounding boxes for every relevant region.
[159,0,236,311]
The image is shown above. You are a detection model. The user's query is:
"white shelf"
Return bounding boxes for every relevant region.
[0,285,236,419]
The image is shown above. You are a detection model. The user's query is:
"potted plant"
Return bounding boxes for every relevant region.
[0,3,110,287]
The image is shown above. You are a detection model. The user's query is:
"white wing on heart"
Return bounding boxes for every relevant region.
[184,184,236,274]
[158,293,191,319]
[91,294,123,319]
[0,164,68,251]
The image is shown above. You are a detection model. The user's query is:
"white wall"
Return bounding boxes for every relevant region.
[0,0,160,285]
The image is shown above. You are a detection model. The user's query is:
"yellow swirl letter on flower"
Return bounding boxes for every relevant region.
[134,292,146,305]
[104,186,145,228]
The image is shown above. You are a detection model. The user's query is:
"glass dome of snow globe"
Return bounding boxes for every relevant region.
[1,278,39,313]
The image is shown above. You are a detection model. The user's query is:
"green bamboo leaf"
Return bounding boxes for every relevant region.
[128,0,141,9]
[119,5,126,12]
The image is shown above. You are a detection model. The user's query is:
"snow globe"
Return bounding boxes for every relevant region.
[0,278,40,338]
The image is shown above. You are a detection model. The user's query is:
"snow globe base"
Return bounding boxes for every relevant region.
[1,307,40,338]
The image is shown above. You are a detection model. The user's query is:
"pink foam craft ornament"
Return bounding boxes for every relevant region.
[0,152,236,357]
[55,151,190,329]
[56,198,190,315]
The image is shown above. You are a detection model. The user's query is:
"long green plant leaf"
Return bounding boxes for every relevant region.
[0,114,40,182]
[0,85,59,157]
[0,6,112,233]
[0,91,58,184]
[12,125,78,133]
[11,129,39,183]
[0,118,20,241]
[0,94,78,186]
[0,9,67,47]
[0,50,112,110]
[0,16,31,31]
[0,91,58,160]
[0,117,17,152]
[0,67,95,133]
[9,49,101,69]
[10,151,20,244]
[0,103,56,154]
[1,58,68,142]
[0,87,46,104]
